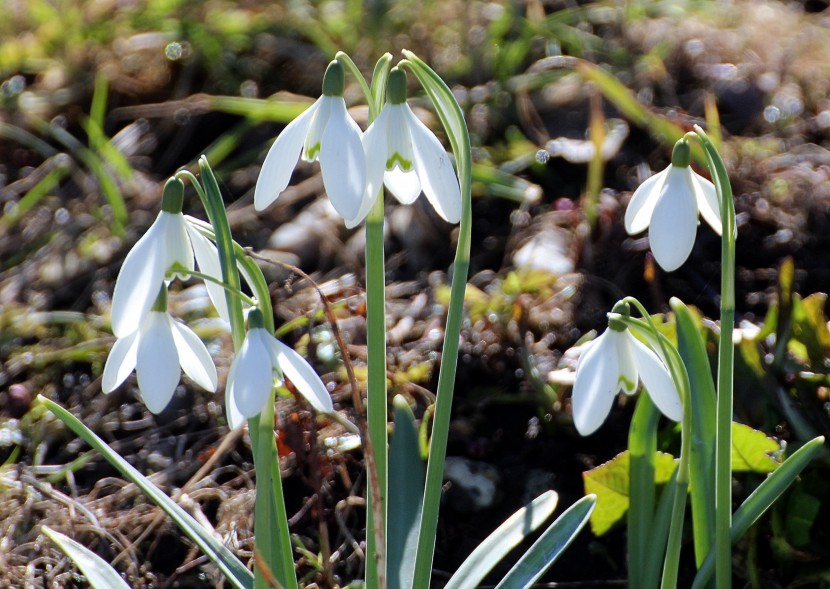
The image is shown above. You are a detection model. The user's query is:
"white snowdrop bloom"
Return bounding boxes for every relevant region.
[110,178,229,337]
[254,60,366,222]
[625,138,722,272]
[347,67,461,228]
[225,309,334,429]
[103,289,217,414]
[571,304,682,436]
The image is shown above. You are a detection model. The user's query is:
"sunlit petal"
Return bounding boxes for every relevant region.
[625,167,668,235]
[186,223,229,322]
[254,99,320,211]
[572,331,620,436]
[102,330,140,393]
[615,331,639,395]
[111,213,169,337]
[692,171,723,236]
[347,111,389,228]
[319,98,366,221]
[229,329,276,420]
[271,338,333,413]
[384,167,421,204]
[649,167,699,271]
[170,318,217,392]
[135,312,181,413]
[406,107,461,224]
[164,213,194,279]
[627,332,683,422]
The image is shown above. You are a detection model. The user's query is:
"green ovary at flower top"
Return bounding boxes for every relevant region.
[103,287,217,414]
[225,308,334,429]
[625,137,723,272]
[571,302,682,436]
[349,67,462,228]
[254,59,366,222]
[110,177,230,337]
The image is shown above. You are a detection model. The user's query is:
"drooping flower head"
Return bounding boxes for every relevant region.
[571,301,682,436]
[110,177,228,337]
[225,308,334,429]
[103,287,217,413]
[347,67,461,227]
[625,138,722,272]
[254,60,366,222]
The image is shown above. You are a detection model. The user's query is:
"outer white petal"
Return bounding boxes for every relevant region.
[626,332,683,422]
[384,167,421,204]
[615,331,639,395]
[648,167,699,271]
[692,171,723,236]
[571,330,620,436]
[405,107,462,224]
[229,329,276,420]
[271,338,333,413]
[111,213,169,337]
[224,352,246,430]
[625,167,669,235]
[170,318,217,392]
[135,312,181,413]
[102,330,140,393]
[254,98,320,211]
[319,97,366,221]
[347,110,389,228]
[164,212,195,279]
[185,223,230,322]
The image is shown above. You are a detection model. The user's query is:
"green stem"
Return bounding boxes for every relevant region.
[693,126,736,589]
[628,394,660,589]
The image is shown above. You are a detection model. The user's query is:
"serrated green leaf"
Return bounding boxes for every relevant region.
[583,451,677,536]
[42,526,130,589]
[731,422,781,473]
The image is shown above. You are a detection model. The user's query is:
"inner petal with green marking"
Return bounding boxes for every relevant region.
[386,152,413,172]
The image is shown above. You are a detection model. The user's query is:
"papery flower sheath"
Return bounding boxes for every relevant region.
[571,304,682,436]
[225,309,334,429]
[625,138,722,272]
[348,68,461,227]
[111,178,228,337]
[103,288,217,414]
[254,60,366,222]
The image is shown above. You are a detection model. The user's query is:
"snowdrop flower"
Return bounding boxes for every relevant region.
[111,177,228,337]
[254,60,366,222]
[103,288,217,413]
[625,138,722,272]
[347,67,461,227]
[225,308,333,429]
[572,302,682,436]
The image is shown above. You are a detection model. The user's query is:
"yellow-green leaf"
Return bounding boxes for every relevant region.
[731,422,781,473]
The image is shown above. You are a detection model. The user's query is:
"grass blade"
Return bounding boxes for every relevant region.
[42,526,131,589]
[39,395,254,589]
[444,490,559,589]
[494,494,596,589]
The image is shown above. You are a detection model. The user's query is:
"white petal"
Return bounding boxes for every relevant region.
[625,167,669,235]
[111,213,169,337]
[692,171,723,236]
[405,107,461,224]
[229,329,276,420]
[346,110,389,228]
[384,168,421,204]
[163,212,195,279]
[254,99,320,211]
[135,312,181,413]
[571,330,620,436]
[648,167,699,271]
[616,332,639,395]
[271,338,333,413]
[224,353,246,429]
[170,319,217,392]
[102,330,140,393]
[319,98,366,221]
[186,223,230,323]
[627,332,683,422]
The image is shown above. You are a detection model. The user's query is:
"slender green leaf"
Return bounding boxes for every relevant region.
[692,436,825,589]
[444,491,559,589]
[388,396,425,589]
[494,494,596,589]
[42,526,130,589]
[672,299,716,567]
[39,396,254,589]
